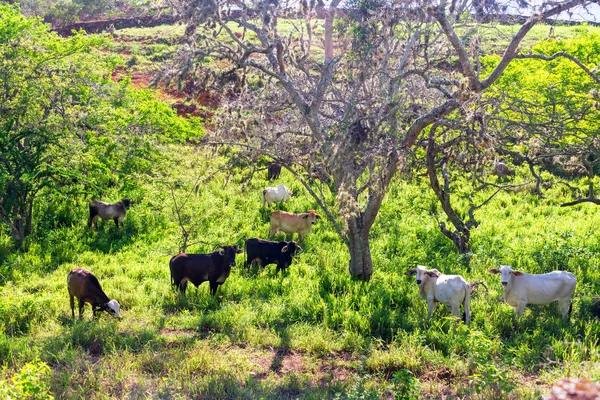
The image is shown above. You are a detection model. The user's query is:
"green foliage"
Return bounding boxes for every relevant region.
[0,6,202,247]
[0,359,53,399]
[391,369,420,400]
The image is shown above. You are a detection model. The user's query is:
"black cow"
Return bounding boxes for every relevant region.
[245,238,302,273]
[267,162,282,181]
[169,245,243,296]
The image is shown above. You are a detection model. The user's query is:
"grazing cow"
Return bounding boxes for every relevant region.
[492,162,515,179]
[262,184,292,207]
[406,265,471,325]
[88,199,134,229]
[244,238,302,273]
[169,245,243,296]
[488,265,576,319]
[267,162,282,181]
[269,210,321,242]
[67,268,121,319]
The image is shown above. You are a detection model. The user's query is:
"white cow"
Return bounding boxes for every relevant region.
[406,265,471,325]
[488,265,576,318]
[262,184,292,207]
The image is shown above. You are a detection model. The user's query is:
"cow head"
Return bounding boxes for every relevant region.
[278,241,302,270]
[106,300,121,319]
[405,265,440,285]
[219,245,244,266]
[489,265,522,286]
[304,210,322,225]
[122,199,135,209]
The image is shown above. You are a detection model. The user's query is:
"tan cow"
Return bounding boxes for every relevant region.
[269,210,321,242]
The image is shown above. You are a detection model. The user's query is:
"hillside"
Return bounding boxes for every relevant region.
[2,7,600,400]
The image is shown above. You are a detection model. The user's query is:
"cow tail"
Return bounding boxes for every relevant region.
[463,283,471,324]
[169,255,177,286]
[88,203,96,228]
[262,189,267,207]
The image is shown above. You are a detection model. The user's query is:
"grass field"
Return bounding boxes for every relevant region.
[1,141,600,399]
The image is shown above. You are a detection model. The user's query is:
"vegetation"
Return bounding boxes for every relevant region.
[1,5,600,400]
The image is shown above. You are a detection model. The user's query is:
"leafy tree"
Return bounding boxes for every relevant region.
[487,29,600,205]
[0,5,203,248]
[165,0,595,280]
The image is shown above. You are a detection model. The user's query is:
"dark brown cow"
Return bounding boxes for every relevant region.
[67,268,121,319]
[267,162,282,181]
[169,245,243,296]
[88,198,134,229]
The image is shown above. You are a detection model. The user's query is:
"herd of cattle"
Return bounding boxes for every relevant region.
[70,170,578,326]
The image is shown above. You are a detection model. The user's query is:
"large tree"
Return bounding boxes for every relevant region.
[167,0,597,280]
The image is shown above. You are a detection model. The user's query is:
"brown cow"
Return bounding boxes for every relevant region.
[269,210,321,242]
[67,268,121,319]
[88,198,134,229]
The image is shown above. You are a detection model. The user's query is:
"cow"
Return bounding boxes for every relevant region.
[169,245,243,296]
[262,184,292,207]
[492,162,515,179]
[269,210,321,242]
[67,268,121,319]
[88,198,134,229]
[244,238,302,273]
[406,265,471,325]
[488,265,576,319]
[267,162,282,181]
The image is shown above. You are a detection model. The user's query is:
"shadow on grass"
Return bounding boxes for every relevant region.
[86,224,137,254]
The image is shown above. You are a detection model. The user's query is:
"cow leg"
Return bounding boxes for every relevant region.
[178,279,188,294]
[78,299,85,319]
[114,217,119,227]
[514,302,527,318]
[559,299,572,319]
[70,294,75,318]
[450,301,461,319]
[209,281,219,296]
[427,300,437,319]
[297,232,303,242]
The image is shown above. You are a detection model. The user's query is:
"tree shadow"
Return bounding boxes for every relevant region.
[269,326,292,373]
[86,225,137,254]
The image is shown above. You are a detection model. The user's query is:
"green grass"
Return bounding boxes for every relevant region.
[1,142,600,398]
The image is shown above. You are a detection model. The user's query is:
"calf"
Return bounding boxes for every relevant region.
[492,162,515,179]
[245,238,302,273]
[88,198,134,229]
[489,265,576,318]
[267,162,282,181]
[269,210,321,242]
[406,265,471,325]
[262,184,292,207]
[170,245,243,296]
[67,268,121,319]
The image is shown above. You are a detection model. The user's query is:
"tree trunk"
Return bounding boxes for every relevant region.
[347,215,373,281]
[323,7,335,64]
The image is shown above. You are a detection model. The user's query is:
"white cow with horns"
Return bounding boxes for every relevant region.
[488,265,576,319]
[406,265,471,325]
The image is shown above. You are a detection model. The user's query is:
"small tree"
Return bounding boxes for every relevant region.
[167,0,597,280]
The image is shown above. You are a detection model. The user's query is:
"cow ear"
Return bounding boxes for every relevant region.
[235,249,243,254]
[303,214,309,219]
[405,269,416,276]
[316,214,322,219]
[427,270,440,277]
[281,245,289,252]
[219,250,225,256]
[512,271,523,276]
[296,245,303,253]
[489,268,500,274]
